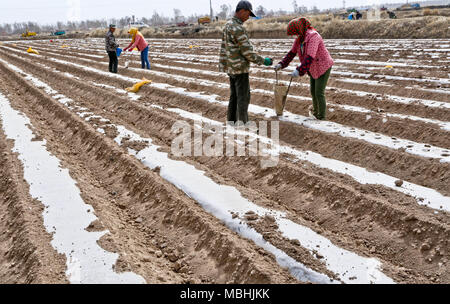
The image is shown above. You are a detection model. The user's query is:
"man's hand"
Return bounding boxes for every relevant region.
[291,69,300,78]
[274,64,282,71]
[264,58,273,66]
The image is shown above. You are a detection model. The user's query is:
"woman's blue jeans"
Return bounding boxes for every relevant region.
[141,46,150,69]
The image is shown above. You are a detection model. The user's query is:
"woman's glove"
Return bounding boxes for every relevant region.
[291,69,300,78]
[274,64,282,71]
[264,58,273,66]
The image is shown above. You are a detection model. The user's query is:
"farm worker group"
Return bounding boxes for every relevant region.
[105,25,151,74]
[105,0,334,122]
[220,1,334,122]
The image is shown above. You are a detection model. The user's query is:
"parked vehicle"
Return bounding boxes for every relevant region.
[129,22,149,29]
[198,17,211,25]
[21,30,36,37]
[399,3,421,10]
[52,30,66,36]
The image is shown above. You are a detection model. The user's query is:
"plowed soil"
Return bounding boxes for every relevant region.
[0,38,448,284]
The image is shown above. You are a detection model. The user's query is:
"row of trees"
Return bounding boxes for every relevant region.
[0,2,325,35]
[215,1,320,19]
[0,20,110,35]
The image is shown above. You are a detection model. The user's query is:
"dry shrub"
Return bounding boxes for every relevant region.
[87,14,449,39]
[90,28,107,37]
[423,9,439,16]
[141,28,158,36]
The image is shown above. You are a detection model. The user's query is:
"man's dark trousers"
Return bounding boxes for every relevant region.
[228,73,250,124]
[107,51,118,73]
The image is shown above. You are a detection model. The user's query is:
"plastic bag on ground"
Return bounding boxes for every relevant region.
[27,47,39,55]
[125,78,152,93]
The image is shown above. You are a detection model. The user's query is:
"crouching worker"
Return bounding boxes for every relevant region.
[124,28,151,70]
[274,18,334,120]
[219,0,273,125]
[105,24,119,73]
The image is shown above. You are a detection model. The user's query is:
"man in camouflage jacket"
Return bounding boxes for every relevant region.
[105,24,119,73]
[219,1,272,125]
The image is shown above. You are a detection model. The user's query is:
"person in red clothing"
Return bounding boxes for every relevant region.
[275,18,334,120]
[123,28,151,70]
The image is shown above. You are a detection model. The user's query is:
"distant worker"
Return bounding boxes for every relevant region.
[356,11,362,20]
[219,0,273,125]
[124,28,151,70]
[274,18,334,120]
[105,24,119,73]
[388,11,397,19]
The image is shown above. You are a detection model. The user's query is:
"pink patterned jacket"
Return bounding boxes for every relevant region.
[281,29,334,79]
[125,34,149,52]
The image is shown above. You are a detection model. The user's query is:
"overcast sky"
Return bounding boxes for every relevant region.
[1,0,411,24]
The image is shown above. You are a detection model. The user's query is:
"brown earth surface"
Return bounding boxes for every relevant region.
[0,38,448,284]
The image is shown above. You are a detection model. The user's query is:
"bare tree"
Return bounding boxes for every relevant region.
[56,21,64,30]
[218,4,229,20]
[174,9,183,23]
[4,24,12,34]
[151,11,165,26]
[265,9,275,17]
[292,0,299,13]
[228,4,234,18]
[255,5,266,17]
[276,9,287,16]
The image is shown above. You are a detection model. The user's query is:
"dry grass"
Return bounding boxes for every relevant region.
[86,13,449,40]
[423,8,440,16]
[248,15,450,39]
[320,16,449,39]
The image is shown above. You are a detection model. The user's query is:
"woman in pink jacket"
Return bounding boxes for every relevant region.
[123,28,151,70]
[275,18,334,120]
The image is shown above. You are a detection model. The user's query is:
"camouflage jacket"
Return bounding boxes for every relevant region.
[219,17,264,75]
[105,30,119,52]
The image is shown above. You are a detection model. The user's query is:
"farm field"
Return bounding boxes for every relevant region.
[0,38,449,284]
